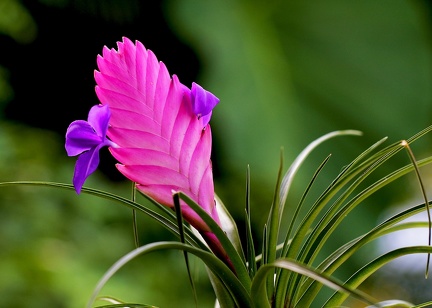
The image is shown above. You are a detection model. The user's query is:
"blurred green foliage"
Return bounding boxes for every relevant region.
[167,0,432,249]
[0,0,37,43]
[0,122,215,307]
[0,0,34,112]
[168,0,432,194]
[2,0,432,306]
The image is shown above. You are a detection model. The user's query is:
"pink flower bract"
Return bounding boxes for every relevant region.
[94,37,221,233]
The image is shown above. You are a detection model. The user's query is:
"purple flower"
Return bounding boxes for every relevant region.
[65,104,117,194]
[191,82,220,128]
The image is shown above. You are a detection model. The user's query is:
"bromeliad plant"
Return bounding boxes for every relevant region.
[3,37,432,307]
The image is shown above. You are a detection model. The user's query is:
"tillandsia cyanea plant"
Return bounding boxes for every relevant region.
[3,37,432,308]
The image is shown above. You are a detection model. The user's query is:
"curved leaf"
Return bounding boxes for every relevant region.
[176,192,250,289]
[366,300,413,308]
[297,221,430,306]
[251,259,378,308]
[95,304,156,308]
[287,138,432,304]
[325,246,432,307]
[279,130,362,211]
[86,241,252,308]
[276,135,390,305]
[0,181,208,251]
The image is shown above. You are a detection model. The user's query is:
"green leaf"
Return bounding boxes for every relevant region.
[215,194,245,262]
[274,154,331,306]
[284,140,411,303]
[173,194,197,306]
[401,140,432,277]
[279,130,363,213]
[413,301,432,308]
[95,304,157,308]
[279,125,432,304]
[298,221,430,306]
[244,165,257,278]
[274,130,363,305]
[92,295,162,307]
[0,181,208,252]
[294,155,432,305]
[325,246,432,307]
[131,183,139,248]
[366,300,413,308]
[264,148,284,298]
[86,241,252,308]
[206,268,236,308]
[251,259,378,308]
[175,192,251,290]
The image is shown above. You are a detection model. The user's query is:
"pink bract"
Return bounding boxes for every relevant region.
[94,37,220,232]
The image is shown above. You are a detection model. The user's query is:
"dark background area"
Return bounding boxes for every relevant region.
[1,0,202,181]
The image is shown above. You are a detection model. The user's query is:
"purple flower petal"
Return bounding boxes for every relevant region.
[200,112,213,129]
[191,82,219,127]
[88,103,111,138]
[73,145,102,194]
[65,104,116,194]
[65,120,103,156]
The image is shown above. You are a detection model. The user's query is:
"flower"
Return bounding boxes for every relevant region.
[65,104,117,194]
[191,82,220,128]
[71,37,224,259]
